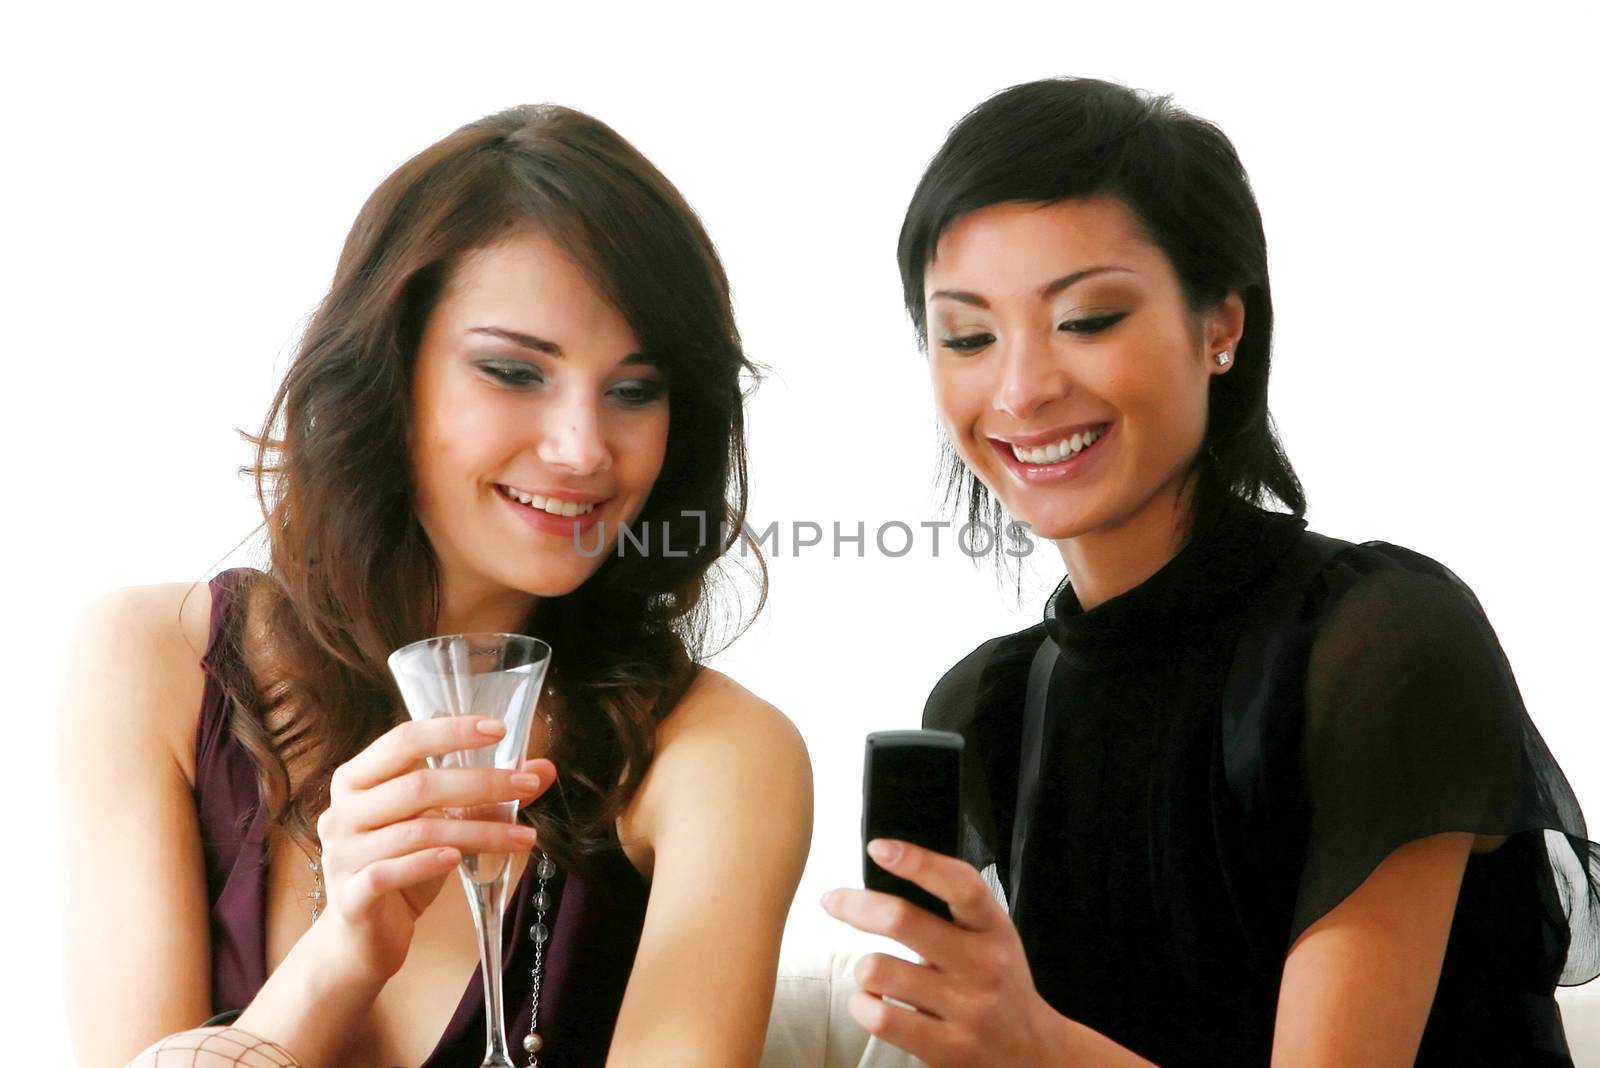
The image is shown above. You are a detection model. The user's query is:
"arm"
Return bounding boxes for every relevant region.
[1275,565,1517,1064]
[1272,831,1475,1067]
[58,584,218,1066]
[606,670,814,1067]
[60,583,555,1067]
[57,584,394,1067]
[825,834,1475,1067]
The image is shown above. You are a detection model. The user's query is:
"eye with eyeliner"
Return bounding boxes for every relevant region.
[475,356,667,409]
[609,378,668,407]
[938,311,1127,354]
[1059,311,1127,334]
[938,332,995,353]
[476,359,543,387]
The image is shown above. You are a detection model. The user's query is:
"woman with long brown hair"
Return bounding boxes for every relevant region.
[58,104,812,1068]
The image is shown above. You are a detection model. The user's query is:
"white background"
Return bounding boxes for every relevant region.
[4,1,1597,1058]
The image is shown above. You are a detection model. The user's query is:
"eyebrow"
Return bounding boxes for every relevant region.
[929,265,1136,309]
[466,325,652,365]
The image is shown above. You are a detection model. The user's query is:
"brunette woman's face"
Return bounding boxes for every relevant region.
[409,230,670,600]
[924,196,1242,544]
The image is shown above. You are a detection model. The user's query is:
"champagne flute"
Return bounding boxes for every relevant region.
[388,633,552,1068]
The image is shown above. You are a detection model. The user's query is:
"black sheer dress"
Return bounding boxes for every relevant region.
[923,494,1600,1066]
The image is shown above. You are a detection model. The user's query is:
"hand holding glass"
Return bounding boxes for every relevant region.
[388,633,552,1068]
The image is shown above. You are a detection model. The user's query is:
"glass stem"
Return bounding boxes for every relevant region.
[462,864,515,1067]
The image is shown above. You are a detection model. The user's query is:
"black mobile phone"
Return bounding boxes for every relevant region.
[862,729,963,921]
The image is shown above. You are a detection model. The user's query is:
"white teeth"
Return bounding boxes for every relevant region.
[1009,426,1104,465]
[500,485,597,516]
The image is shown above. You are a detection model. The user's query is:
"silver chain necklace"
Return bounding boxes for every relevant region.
[521,849,557,1066]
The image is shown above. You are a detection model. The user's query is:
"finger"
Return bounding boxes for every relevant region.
[334,817,538,874]
[867,839,1004,932]
[515,758,557,808]
[853,952,954,1020]
[350,765,551,829]
[846,989,954,1066]
[340,847,461,914]
[821,887,963,964]
[339,716,508,791]
[517,756,555,782]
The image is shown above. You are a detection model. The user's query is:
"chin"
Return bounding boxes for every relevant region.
[1008,503,1105,544]
[1021,519,1092,543]
[481,556,600,600]
[521,568,597,599]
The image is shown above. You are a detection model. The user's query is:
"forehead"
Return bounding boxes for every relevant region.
[433,230,638,346]
[925,195,1156,293]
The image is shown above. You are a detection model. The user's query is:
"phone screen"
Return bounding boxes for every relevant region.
[862,730,962,920]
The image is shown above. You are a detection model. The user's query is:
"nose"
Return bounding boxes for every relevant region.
[994,332,1071,423]
[536,393,611,476]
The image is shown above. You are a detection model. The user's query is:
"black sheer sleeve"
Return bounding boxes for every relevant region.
[1293,547,1600,984]
[923,625,1046,899]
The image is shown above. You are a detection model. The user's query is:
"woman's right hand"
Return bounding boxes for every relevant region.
[313,715,554,983]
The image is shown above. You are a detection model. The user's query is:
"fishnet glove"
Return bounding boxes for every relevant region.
[124,1026,301,1067]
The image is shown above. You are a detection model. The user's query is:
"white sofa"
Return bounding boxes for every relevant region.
[1561,983,1600,1066]
[761,949,915,1068]
[759,952,1600,1067]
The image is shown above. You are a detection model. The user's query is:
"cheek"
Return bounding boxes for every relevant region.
[929,366,983,441]
[1116,359,1210,456]
[616,408,671,489]
[1096,329,1197,415]
[412,391,520,498]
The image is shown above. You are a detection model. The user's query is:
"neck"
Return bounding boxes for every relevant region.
[433,570,539,637]
[1053,474,1201,612]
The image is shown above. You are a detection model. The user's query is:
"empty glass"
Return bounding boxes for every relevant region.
[388,633,552,1068]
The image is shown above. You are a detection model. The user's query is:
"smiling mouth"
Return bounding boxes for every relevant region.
[1004,424,1109,465]
[495,484,604,517]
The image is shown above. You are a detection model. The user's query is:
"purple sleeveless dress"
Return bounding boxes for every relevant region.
[194,568,650,1067]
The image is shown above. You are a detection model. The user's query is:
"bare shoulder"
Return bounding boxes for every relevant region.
[62,580,217,785]
[620,668,813,866]
[75,580,214,650]
[657,667,806,754]
[653,667,813,793]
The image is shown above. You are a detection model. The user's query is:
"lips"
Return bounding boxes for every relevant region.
[989,422,1112,484]
[495,483,603,517]
[1006,423,1108,465]
[496,484,607,537]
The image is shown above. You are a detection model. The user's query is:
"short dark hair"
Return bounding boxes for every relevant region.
[898,77,1305,537]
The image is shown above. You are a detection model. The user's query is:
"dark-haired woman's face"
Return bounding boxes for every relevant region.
[924,196,1241,546]
[409,231,670,605]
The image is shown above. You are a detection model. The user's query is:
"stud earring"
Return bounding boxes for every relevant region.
[1215,351,1231,367]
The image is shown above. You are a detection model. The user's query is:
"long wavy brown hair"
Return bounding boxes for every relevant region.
[210,104,763,868]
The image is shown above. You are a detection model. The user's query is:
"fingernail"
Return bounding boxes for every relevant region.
[509,826,538,845]
[510,773,542,792]
[820,890,837,910]
[867,839,901,865]
[477,719,507,736]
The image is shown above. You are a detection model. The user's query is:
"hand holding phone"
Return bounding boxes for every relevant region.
[861,729,963,921]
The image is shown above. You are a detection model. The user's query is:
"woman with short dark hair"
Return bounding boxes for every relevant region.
[823,77,1598,1066]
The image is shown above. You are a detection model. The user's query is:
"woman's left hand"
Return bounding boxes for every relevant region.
[820,839,1067,1067]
